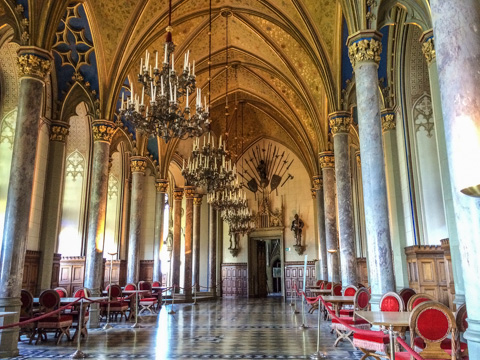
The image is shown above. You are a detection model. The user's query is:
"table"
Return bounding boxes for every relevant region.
[321,296,355,316]
[310,289,332,295]
[151,286,166,308]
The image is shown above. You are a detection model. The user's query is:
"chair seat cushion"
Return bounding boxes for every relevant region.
[339,309,354,316]
[353,332,389,353]
[414,337,468,352]
[140,297,157,302]
[353,332,389,344]
[332,317,369,326]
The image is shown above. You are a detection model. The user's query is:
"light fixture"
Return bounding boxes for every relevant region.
[120,0,209,143]
[461,184,480,197]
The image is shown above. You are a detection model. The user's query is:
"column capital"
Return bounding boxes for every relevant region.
[420,30,435,66]
[193,194,203,205]
[311,188,317,199]
[174,188,184,200]
[155,179,169,193]
[381,110,396,132]
[329,111,352,135]
[49,122,69,142]
[312,175,323,190]
[130,156,147,174]
[17,47,52,81]
[319,151,335,169]
[347,31,383,68]
[184,186,196,199]
[92,120,115,143]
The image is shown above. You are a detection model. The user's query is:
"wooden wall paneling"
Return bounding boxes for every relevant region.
[441,239,455,309]
[221,263,247,297]
[22,251,40,295]
[356,257,369,286]
[139,260,154,282]
[284,262,316,298]
[103,260,127,289]
[59,256,85,296]
[50,253,61,289]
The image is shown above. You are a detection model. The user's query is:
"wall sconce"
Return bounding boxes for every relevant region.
[461,184,480,197]
[293,244,305,255]
[229,233,240,257]
[327,249,338,254]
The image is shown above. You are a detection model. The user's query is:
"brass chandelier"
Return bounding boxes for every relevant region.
[120,0,209,143]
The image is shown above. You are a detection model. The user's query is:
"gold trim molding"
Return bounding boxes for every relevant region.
[174,188,184,201]
[50,123,69,142]
[184,186,196,199]
[312,175,323,190]
[348,32,382,68]
[329,112,352,135]
[193,194,203,205]
[92,120,115,143]
[17,53,51,80]
[420,30,436,66]
[381,111,396,132]
[130,156,147,174]
[319,151,335,169]
[155,179,168,193]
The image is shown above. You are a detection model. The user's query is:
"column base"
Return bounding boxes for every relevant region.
[87,303,100,329]
[453,294,466,307]
[464,318,480,359]
[369,293,382,311]
[0,297,22,358]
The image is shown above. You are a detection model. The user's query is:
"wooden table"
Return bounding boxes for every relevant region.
[321,296,355,316]
[355,311,410,328]
[310,289,332,295]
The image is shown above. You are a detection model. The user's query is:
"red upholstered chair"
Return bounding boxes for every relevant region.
[19,289,36,343]
[102,284,129,321]
[331,287,371,347]
[138,281,157,314]
[407,293,434,312]
[380,292,404,312]
[332,283,342,295]
[339,285,358,317]
[152,281,161,287]
[399,287,416,311]
[325,282,332,290]
[396,301,456,360]
[35,290,73,345]
[73,288,89,298]
[124,283,137,291]
[54,287,68,298]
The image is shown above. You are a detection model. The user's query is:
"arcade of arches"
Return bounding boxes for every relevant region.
[0,0,479,358]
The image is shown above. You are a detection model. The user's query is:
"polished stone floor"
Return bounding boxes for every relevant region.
[16,297,364,359]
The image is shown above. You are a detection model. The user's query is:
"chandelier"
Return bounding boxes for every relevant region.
[182,134,236,192]
[119,0,209,143]
[223,205,255,236]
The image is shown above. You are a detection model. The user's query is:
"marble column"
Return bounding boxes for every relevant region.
[183,186,195,299]
[208,204,217,297]
[119,173,131,260]
[37,122,69,292]
[430,1,480,355]
[348,32,395,308]
[319,151,339,283]
[193,194,203,291]
[381,111,409,290]
[153,179,168,283]
[172,188,184,291]
[420,31,465,306]
[330,112,357,287]
[313,176,328,280]
[126,157,147,284]
[0,48,51,358]
[83,120,115,328]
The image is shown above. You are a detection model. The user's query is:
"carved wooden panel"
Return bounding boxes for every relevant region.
[356,258,369,286]
[405,245,451,307]
[441,239,455,309]
[22,251,40,295]
[222,263,248,297]
[50,253,61,289]
[59,256,105,295]
[284,262,316,299]
[139,260,154,282]
[103,260,127,288]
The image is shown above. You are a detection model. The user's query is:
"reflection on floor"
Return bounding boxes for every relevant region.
[16,298,363,359]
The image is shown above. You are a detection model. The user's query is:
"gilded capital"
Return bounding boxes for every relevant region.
[329,112,352,135]
[130,156,147,174]
[312,175,323,190]
[155,179,169,193]
[422,38,435,66]
[355,151,361,167]
[381,111,396,132]
[310,188,317,199]
[348,32,382,68]
[92,120,115,143]
[174,188,184,201]
[50,123,69,142]
[185,186,196,199]
[17,53,51,80]
[319,151,335,169]
[194,194,203,205]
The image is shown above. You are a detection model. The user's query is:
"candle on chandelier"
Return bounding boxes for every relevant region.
[145,50,149,69]
[161,76,164,96]
[121,91,124,110]
[155,51,158,69]
[171,53,175,71]
[186,88,189,109]
[182,159,185,171]
[192,60,195,76]
[219,135,222,147]
[169,81,173,101]
[141,86,145,106]
[174,85,177,103]
[140,57,143,74]
[164,43,168,64]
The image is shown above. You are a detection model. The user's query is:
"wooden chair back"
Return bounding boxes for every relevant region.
[39,289,60,313]
[54,287,68,298]
[407,293,434,312]
[399,287,416,310]
[332,283,342,296]
[380,292,405,312]
[343,285,358,296]
[73,288,89,298]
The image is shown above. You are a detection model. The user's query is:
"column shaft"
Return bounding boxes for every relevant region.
[348,32,395,308]
[0,50,51,358]
[313,176,328,280]
[183,186,195,299]
[193,194,203,291]
[119,174,131,260]
[208,205,217,297]
[37,123,68,292]
[320,152,339,282]
[153,179,168,283]
[172,188,183,291]
[330,113,357,287]
[126,157,147,284]
[430,0,480,354]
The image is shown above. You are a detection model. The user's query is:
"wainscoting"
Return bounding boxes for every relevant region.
[103,260,127,288]
[222,263,248,297]
[22,251,40,295]
[139,260,154,282]
[284,261,316,298]
[59,256,106,296]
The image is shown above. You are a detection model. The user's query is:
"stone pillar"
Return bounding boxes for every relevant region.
[37,122,69,292]
[83,120,115,328]
[208,204,217,297]
[313,176,328,280]
[420,31,465,306]
[348,32,396,308]
[153,179,168,283]
[319,151,339,282]
[119,168,131,261]
[172,188,183,291]
[126,157,147,284]
[193,194,203,291]
[381,111,409,290]
[430,1,480,355]
[0,48,51,358]
[353,152,367,257]
[330,112,357,287]
[183,186,195,299]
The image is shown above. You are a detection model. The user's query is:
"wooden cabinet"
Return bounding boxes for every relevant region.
[139,260,154,282]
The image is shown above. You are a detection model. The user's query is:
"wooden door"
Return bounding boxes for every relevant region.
[257,241,267,297]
